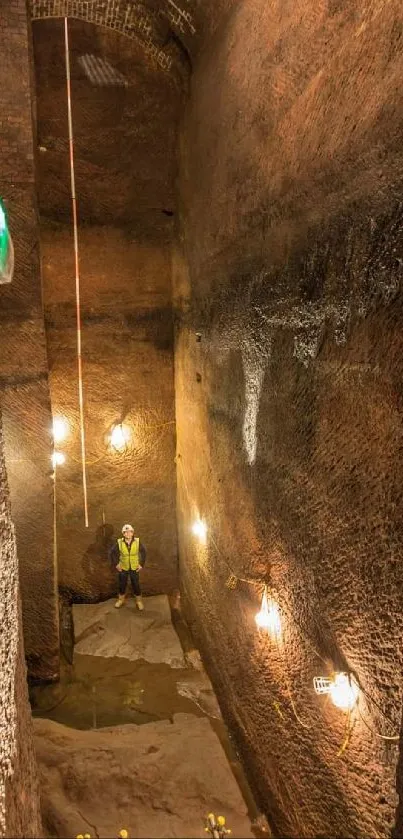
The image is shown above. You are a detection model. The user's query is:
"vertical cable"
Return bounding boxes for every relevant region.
[53,465,60,648]
[64,17,89,528]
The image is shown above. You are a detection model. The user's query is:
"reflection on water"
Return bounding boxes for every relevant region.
[30,652,268,835]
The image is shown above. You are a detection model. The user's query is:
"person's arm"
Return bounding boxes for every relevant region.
[109,542,119,568]
[139,542,146,568]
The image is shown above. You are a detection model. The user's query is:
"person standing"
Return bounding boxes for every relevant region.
[109,524,146,610]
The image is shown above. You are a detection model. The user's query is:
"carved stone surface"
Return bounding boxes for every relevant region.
[73,595,186,667]
[34,713,254,838]
[174,1,403,836]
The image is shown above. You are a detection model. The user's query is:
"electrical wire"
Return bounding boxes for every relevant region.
[64,17,89,528]
[209,531,266,586]
[282,646,312,730]
[177,452,400,739]
[357,704,399,742]
[337,707,352,757]
[177,455,265,585]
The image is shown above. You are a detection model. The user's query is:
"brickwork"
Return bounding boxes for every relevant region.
[29,0,198,71]
[0,0,59,682]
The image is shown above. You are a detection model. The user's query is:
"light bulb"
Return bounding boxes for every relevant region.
[255,588,281,638]
[110,423,130,452]
[52,452,65,467]
[192,519,207,542]
[313,672,359,711]
[329,672,359,711]
[52,416,69,443]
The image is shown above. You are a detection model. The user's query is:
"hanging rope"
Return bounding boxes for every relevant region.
[64,17,89,528]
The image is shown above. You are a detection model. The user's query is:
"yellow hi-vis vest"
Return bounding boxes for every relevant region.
[118,537,140,571]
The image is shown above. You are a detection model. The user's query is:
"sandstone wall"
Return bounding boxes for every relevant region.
[175,2,403,836]
[32,17,179,602]
[41,223,178,600]
[0,419,42,837]
[0,0,59,681]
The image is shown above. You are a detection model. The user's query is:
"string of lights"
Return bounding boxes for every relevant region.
[177,453,400,744]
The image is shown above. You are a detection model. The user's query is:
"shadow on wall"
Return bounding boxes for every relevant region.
[62,524,117,604]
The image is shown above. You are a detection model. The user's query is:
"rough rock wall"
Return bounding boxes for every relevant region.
[175,1,403,836]
[0,416,42,836]
[0,0,59,680]
[4,633,42,839]
[42,224,178,600]
[32,17,179,602]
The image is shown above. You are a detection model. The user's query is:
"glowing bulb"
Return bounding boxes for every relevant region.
[110,423,131,452]
[52,416,69,443]
[0,205,6,232]
[192,519,207,542]
[51,452,65,467]
[255,588,281,638]
[313,672,359,711]
[329,672,359,711]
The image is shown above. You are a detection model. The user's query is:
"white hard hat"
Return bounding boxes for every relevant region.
[122,523,134,533]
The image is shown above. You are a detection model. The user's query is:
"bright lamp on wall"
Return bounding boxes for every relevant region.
[255,586,282,639]
[192,519,207,543]
[109,423,131,452]
[52,416,69,444]
[313,672,359,711]
[51,451,66,468]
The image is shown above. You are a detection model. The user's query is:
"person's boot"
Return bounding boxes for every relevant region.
[115,594,126,609]
[135,596,144,611]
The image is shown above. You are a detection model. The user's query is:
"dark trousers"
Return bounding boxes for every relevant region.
[118,569,141,596]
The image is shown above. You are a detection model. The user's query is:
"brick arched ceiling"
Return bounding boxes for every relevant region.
[29,0,202,73]
[30,0,235,226]
[32,17,181,226]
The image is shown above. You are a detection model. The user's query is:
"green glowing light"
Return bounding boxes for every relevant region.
[0,198,13,282]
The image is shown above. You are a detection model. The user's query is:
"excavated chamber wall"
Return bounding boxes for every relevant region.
[0,0,59,682]
[0,418,42,838]
[41,223,178,600]
[33,20,179,601]
[175,1,403,836]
